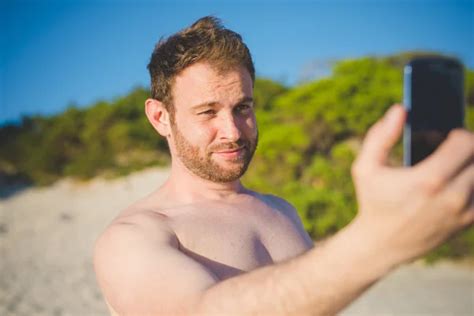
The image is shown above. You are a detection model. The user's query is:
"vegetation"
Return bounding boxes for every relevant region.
[1,53,473,261]
[0,88,170,185]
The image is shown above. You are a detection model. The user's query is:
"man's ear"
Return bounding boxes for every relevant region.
[145,98,172,137]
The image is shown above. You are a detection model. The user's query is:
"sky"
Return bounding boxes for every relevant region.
[1,0,473,124]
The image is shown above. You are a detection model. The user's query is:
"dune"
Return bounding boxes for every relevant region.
[0,167,472,316]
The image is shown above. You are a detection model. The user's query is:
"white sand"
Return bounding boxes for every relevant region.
[0,168,169,316]
[0,167,473,316]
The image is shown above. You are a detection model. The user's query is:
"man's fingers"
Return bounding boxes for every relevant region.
[440,163,474,226]
[416,129,474,185]
[356,105,406,169]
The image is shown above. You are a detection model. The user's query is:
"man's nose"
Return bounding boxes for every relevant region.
[218,113,242,141]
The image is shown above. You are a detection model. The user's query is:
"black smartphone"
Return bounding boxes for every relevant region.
[403,56,465,166]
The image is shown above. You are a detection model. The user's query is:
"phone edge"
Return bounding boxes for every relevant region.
[403,64,412,166]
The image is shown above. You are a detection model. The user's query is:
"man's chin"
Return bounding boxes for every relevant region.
[210,170,245,183]
[213,159,248,173]
[205,161,246,180]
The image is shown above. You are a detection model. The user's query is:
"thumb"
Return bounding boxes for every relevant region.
[358,104,406,167]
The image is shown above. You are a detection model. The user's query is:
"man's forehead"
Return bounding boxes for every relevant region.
[171,62,253,107]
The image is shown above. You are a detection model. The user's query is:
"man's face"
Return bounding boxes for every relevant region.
[169,62,258,183]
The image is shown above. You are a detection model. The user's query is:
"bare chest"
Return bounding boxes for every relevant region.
[162,203,310,280]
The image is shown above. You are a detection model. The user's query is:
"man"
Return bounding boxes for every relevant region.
[94,16,474,315]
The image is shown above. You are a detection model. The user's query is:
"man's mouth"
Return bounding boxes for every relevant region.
[213,146,246,159]
[215,147,244,154]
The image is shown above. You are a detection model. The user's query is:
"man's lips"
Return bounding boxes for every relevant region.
[215,147,244,153]
[213,146,246,156]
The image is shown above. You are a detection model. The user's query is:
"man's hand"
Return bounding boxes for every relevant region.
[351,104,474,265]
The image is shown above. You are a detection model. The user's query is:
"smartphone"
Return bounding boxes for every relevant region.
[403,56,465,166]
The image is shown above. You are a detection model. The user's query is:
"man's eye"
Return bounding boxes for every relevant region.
[236,104,251,113]
[199,110,216,115]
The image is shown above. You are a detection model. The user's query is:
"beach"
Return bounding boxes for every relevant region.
[1,167,472,315]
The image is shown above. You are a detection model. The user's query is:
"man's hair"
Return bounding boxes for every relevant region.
[147,16,255,111]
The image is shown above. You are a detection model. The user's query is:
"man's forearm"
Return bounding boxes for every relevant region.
[195,218,399,315]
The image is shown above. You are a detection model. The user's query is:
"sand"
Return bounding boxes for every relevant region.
[0,167,473,316]
[0,168,169,316]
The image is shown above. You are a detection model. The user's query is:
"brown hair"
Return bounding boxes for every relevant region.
[147,16,255,112]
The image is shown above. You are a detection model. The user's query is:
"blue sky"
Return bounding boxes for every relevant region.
[1,0,473,124]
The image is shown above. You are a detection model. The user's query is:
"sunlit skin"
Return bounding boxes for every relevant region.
[94,63,314,315]
[169,64,259,184]
[148,63,262,201]
[94,61,474,316]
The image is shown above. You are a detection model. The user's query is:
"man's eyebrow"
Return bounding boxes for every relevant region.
[190,101,219,111]
[237,96,254,105]
[190,97,254,111]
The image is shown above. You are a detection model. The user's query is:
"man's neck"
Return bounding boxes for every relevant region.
[159,160,248,204]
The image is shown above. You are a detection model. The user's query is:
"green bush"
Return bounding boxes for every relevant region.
[1,53,473,260]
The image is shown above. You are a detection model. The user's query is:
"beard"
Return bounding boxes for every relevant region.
[171,124,258,183]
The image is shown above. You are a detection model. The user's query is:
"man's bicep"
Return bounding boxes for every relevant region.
[94,220,219,315]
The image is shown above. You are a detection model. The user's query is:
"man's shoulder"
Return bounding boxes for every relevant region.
[249,190,314,253]
[248,190,307,228]
[93,208,218,315]
[97,208,176,247]
[94,208,179,269]
[251,191,297,216]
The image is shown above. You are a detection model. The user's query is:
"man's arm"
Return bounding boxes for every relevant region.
[95,210,389,315]
[94,105,474,315]
[198,217,394,315]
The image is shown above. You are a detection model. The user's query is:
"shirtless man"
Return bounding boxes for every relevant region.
[94,16,474,315]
